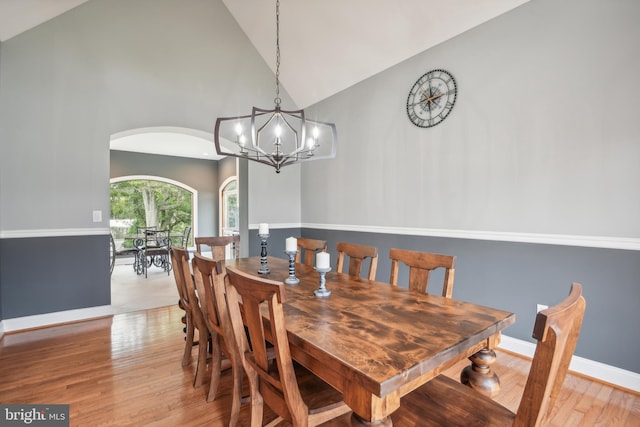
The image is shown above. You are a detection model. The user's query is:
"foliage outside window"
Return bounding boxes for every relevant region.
[110,180,193,248]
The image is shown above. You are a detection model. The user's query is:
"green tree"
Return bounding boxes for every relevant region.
[110,180,192,246]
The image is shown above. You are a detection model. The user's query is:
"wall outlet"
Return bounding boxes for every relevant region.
[92,210,102,222]
[536,303,548,313]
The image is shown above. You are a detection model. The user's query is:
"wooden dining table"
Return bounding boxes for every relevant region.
[230,256,515,426]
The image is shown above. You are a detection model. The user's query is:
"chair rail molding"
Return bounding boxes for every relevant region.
[0,228,111,239]
[300,223,640,251]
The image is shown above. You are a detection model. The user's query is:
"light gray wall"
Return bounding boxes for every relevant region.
[303,0,640,239]
[110,150,219,237]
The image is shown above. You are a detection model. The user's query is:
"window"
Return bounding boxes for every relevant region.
[110,178,194,248]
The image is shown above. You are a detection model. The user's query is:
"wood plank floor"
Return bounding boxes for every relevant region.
[1,305,638,426]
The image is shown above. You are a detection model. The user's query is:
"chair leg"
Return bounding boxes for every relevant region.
[182,313,195,366]
[206,334,223,402]
[228,358,243,427]
[246,366,264,427]
[193,331,208,388]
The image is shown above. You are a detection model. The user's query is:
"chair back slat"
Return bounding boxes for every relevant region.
[336,242,378,280]
[389,248,456,297]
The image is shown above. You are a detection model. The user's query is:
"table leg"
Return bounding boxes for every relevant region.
[460,347,500,398]
[350,413,392,426]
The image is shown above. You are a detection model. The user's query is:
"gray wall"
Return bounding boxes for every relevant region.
[294,0,640,373]
[110,150,219,238]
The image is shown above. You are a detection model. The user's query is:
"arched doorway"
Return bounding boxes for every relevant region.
[109,175,197,314]
[110,175,198,248]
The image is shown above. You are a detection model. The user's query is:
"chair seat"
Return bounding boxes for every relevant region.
[262,362,348,427]
[391,375,515,427]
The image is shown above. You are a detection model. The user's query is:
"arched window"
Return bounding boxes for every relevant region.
[220,176,239,237]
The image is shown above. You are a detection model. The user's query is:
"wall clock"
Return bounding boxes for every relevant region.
[406,69,457,128]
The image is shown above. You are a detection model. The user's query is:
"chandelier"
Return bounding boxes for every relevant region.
[214,0,337,173]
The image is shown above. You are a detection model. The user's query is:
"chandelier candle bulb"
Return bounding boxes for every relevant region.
[259,223,269,235]
[316,252,330,269]
[286,237,297,252]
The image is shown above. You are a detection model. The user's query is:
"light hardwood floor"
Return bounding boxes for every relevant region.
[111,256,179,314]
[1,305,638,426]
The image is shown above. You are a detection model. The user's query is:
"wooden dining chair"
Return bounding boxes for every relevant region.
[192,254,242,423]
[388,248,456,298]
[294,237,327,266]
[390,283,586,427]
[224,265,351,427]
[195,235,240,260]
[336,242,378,280]
[169,246,209,388]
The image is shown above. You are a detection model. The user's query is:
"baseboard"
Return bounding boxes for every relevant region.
[499,335,640,393]
[1,305,113,333]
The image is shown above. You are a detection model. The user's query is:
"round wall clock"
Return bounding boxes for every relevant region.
[406,69,457,128]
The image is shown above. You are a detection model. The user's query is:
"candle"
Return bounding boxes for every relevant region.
[316,252,330,269]
[258,223,269,235]
[286,237,297,252]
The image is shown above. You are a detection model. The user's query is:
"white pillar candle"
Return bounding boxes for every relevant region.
[316,252,330,269]
[286,237,297,252]
[258,223,269,235]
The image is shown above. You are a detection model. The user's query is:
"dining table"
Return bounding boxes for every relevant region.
[229,256,515,426]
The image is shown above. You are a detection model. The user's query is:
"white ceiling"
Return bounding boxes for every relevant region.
[0,0,530,158]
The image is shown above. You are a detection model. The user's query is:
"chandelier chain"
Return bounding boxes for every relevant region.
[274,0,281,107]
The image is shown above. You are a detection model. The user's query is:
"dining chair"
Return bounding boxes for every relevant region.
[109,234,116,275]
[388,248,456,298]
[142,229,172,277]
[224,265,351,427]
[294,237,327,266]
[169,246,209,388]
[389,283,586,427]
[192,254,243,421]
[195,235,240,260]
[335,242,378,280]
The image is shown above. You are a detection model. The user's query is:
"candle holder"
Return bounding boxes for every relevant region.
[284,250,299,285]
[258,233,270,274]
[313,267,332,297]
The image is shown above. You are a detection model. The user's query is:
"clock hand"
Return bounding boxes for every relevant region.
[427,92,444,103]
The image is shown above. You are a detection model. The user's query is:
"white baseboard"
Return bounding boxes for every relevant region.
[499,335,640,393]
[1,305,113,332]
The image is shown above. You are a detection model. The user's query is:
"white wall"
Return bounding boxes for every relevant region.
[302,0,640,240]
